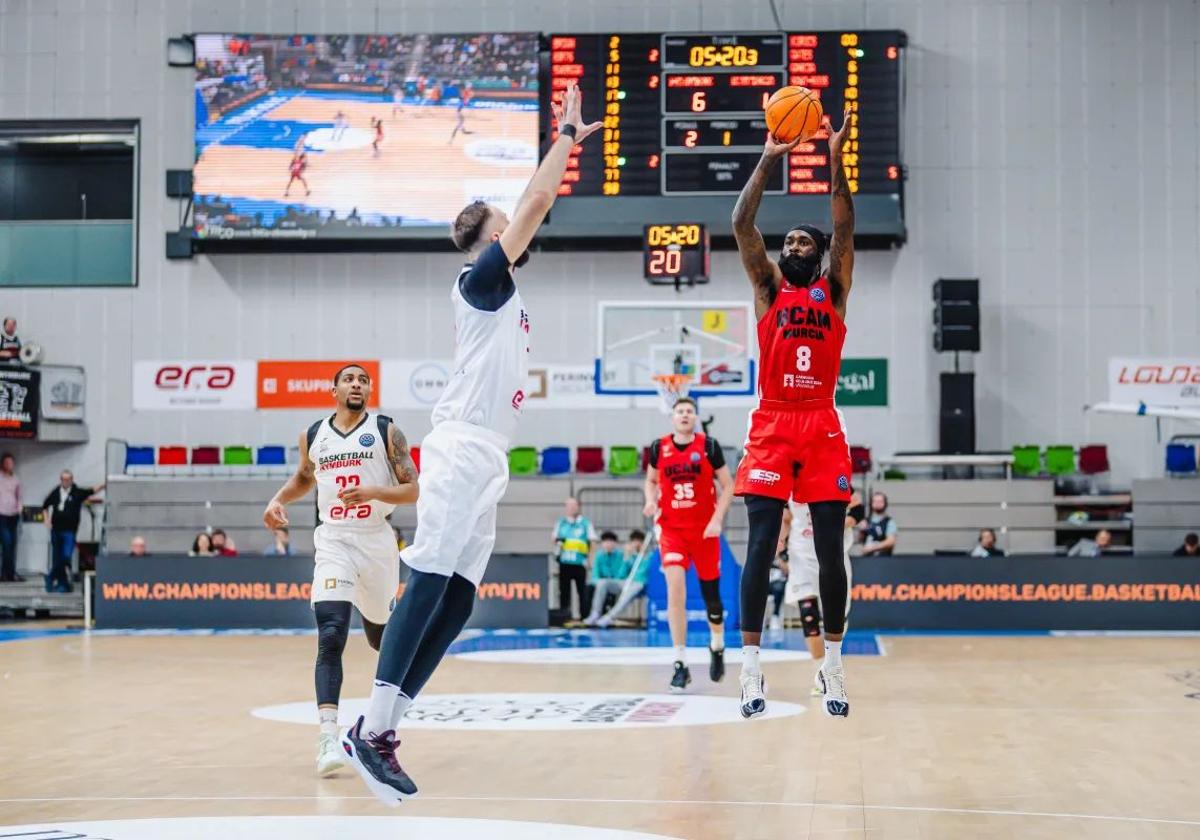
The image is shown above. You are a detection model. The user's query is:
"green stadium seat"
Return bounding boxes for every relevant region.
[223,446,253,466]
[608,446,640,475]
[509,446,538,476]
[1011,445,1041,477]
[1044,445,1076,476]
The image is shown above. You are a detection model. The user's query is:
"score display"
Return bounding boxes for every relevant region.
[642,223,709,283]
[543,31,904,198]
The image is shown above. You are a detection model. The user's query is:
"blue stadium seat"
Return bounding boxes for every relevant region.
[1166,443,1197,475]
[540,446,571,476]
[257,445,286,465]
[125,446,155,468]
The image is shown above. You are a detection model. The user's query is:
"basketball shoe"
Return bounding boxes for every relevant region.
[670,661,692,692]
[708,646,725,682]
[316,732,345,777]
[739,670,767,719]
[340,716,419,805]
[818,666,849,717]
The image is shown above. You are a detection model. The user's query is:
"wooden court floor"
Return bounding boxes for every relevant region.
[1,628,1198,839]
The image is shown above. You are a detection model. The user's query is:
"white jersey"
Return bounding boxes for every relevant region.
[308,412,396,529]
[787,501,853,564]
[431,267,530,442]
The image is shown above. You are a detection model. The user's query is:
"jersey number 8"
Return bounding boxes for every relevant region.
[795,346,811,372]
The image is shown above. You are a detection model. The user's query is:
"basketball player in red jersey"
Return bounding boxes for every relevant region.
[642,397,735,692]
[731,107,855,719]
[284,149,310,197]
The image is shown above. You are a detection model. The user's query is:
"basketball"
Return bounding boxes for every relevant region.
[764,86,823,143]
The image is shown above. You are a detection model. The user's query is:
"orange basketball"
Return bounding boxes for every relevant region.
[764,86,823,143]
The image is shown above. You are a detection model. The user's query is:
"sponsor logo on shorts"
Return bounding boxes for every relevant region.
[809,286,827,303]
[512,389,525,410]
[748,468,781,485]
[358,433,376,448]
[837,475,850,492]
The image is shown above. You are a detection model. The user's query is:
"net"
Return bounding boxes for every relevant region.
[651,372,694,415]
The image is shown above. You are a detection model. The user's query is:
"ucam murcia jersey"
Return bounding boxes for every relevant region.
[430,270,530,442]
[309,413,396,529]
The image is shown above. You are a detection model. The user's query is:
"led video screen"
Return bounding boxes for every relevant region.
[192,33,539,240]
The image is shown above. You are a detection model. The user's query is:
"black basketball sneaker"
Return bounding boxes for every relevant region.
[709,646,725,682]
[340,715,419,805]
[670,661,692,693]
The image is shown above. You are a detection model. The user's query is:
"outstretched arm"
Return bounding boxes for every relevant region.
[732,134,798,318]
[825,108,855,316]
[498,82,601,264]
[263,431,316,529]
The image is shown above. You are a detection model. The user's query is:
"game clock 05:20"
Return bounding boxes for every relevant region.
[642,224,709,281]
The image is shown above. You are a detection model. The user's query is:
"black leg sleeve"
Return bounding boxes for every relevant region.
[400,574,477,699]
[738,495,787,634]
[374,569,451,687]
[314,600,352,707]
[809,500,850,635]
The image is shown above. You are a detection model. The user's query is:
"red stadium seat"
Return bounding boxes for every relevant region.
[157,446,187,466]
[191,446,220,465]
[1079,444,1109,475]
[642,446,652,471]
[575,446,605,474]
[850,445,873,475]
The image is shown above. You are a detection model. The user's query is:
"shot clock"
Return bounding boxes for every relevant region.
[643,223,710,285]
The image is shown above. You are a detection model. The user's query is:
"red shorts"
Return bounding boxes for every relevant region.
[656,526,721,581]
[734,398,853,503]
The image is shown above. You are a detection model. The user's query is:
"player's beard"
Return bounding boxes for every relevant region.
[345,395,365,411]
[778,253,821,287]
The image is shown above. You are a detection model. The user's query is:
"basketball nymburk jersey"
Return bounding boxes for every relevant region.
[308,413,396,529]
[431,268,530,442]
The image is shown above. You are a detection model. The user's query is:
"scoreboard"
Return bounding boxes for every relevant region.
[543,31,905,200]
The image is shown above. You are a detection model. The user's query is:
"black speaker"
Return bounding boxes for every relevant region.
[166,169,192,198]
[165,229,193,259]
[933,278,980,352]
[939,372,975,454]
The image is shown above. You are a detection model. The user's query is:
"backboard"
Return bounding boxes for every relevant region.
[595,301,756,398]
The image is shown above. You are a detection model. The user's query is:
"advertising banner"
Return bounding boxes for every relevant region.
[98,553,547,629]
[379,359,453,410]
[1108,357,1200,406]
[39,365,86,421]
[257,360,381,409]
[132,360,256,410]
[0,366,39,438]
[849,554,1200,631]
[837,358,888,407]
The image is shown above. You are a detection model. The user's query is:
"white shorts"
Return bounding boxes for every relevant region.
[783,547,852,610]
[312,523,400,626]
[401,420,509,587]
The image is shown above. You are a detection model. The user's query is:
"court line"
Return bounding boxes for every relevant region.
[0,794,1196,827]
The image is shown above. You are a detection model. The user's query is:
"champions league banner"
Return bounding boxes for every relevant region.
[849,554,1200,631]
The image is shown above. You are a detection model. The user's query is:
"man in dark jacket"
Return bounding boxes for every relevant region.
[42,470,104,592]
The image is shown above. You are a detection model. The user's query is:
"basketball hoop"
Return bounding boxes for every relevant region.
[651,372,694,414]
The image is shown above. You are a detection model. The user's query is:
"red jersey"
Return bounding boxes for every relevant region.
[756,276,846,403]
[650,432,725,530]
[290,156,306,177]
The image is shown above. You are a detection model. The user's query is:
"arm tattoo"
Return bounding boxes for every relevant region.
[829,157,855,301]
[388,423,418,485]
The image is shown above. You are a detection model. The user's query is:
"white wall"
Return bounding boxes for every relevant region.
[1,0,1198,499]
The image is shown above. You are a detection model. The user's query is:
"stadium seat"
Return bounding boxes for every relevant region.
[411,445,421,472]
[125,446,154,468]
[256,445,286,465]
[509,446,538,476]
[1044,445,1076,476]
[575,446,605,474]
[540,446,571,476]
[850,445,872,475]
[1166,443,1197,475]
[223,446,253,466]
[1011,445,1041,477]
[642,446,653,471]
[158,446,187,466]
[1078,444,1109,475]
[191,446,220,465]
[608,446,640,476]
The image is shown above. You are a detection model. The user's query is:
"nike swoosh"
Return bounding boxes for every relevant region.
[827,431,841,438]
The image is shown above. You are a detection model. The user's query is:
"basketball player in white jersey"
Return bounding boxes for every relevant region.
[341,81,601,805]
[262,364,418,777]
[782,491,863,694]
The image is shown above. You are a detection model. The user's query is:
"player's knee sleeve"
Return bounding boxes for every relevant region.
[809,500,849,635]
[798,596,822,637]
[314,601,351,706]
[739,494,787,634]
[362,619,385,651]
[699,577,724,625]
